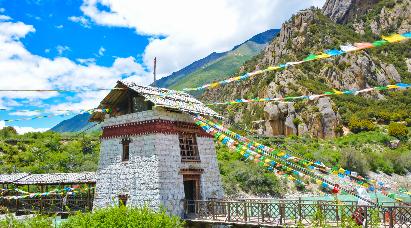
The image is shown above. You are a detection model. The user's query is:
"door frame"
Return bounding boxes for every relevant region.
[183,174,201,200]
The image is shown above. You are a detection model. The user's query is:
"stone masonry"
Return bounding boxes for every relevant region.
[93,107,224,216]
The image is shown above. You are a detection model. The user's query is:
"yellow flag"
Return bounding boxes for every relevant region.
[387,85,399,89]
[382,34,406,43]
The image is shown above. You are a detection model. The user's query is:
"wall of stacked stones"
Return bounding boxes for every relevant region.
[94,107,224,216]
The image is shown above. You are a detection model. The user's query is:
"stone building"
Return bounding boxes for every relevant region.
[90,81,224,216]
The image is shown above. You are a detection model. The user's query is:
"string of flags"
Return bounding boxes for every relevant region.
[179,32,410,92]
[193,117,310,187]
[211,116,407,204]
[207,83,411,105]
[1,108,112,123]
[194,116,348,195]
[0,186,94,200]
[194,115,409,205]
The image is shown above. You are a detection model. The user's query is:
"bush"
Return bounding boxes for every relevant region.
[0,213,52,228]
[388,122,409,140]
[348,118,376,133]
[340,148,369,177]
[217,145,284,197]
[61,206,184,228]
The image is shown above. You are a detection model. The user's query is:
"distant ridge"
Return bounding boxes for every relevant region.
[154,29,280,89]
[50,112,95,133]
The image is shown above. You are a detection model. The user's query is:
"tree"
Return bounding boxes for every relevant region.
[0,127,17,138]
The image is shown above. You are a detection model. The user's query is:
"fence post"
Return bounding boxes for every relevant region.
[298,197,302,223]
[261,202,265,223]
[227,202,231,222]
[212,200,216,220]
[87,184,91,211]
[335,203,339,227]
[389,208,394,228]
[364,206,368,227]
[280,201,285,225]
[243,201,248,222]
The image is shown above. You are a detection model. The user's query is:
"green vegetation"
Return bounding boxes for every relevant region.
[388,122,409,140]
[62,206,184,228]
[258,128,411,176]
[348,117,376,133]
[0,213,52,228]
[216,144,286,196]
[0,128,100,173]
[0,206,184,228]
[172,42,265,90]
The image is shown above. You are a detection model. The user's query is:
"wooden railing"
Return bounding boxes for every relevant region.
[0,195,93,215]
[183,199,411,227]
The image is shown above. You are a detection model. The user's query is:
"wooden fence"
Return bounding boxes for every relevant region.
[0,195,93,215]
[183,199,411,227]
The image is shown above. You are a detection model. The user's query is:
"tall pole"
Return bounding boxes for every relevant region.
[153,57,157,87]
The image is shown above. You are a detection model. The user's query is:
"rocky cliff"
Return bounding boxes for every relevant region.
[202,0,410,138]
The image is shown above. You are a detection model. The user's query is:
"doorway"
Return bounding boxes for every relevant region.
[183,175,200,213]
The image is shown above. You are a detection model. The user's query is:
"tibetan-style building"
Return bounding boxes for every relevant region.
[90,81,224,216]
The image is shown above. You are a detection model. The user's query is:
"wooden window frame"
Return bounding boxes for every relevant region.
[179,133,200,162]
[121,138,131,162]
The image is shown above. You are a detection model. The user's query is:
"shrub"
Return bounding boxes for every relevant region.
[348,118,376,133]
[0,213,52,228]
[340,148,369,176]
[61,206,184,228]
[388,122,409,140]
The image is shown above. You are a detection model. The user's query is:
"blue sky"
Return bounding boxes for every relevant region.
[0,0,325,133]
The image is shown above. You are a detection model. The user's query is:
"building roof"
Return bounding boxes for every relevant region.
[0,172,96,185]
[0,173,30,184]
[90,81,221,121]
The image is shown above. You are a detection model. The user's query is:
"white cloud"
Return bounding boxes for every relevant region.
[9,110,41,116]
[80,0,326,77]
[0,18,146,111]
[0,15,11,21]
[13,126,49,134]
[98,46,105,56]
[56,45,71,55]
[76,57,96,65]
[68,16,91,28]
[0,120,48,134]
[56,24,64,29]
[0,8,5,13]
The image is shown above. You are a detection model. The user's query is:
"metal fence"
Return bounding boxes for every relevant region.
[183,199,411,227]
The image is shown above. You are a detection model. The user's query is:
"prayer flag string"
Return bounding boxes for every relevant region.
[194,116,409,205]
[176,33,410,92]
[207,83,411,106]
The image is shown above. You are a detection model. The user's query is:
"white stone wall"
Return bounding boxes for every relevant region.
[94,107,224,216]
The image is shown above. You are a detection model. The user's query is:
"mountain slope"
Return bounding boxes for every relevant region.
[50,113,94,133]
[203,0,410,138]
[156,29,280,90]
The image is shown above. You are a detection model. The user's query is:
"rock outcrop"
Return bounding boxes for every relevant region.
[203,0,411,139]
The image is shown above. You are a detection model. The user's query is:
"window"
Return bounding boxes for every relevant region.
[179,133,200,162]
[121,138,131,161]
[118,194,128,206]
